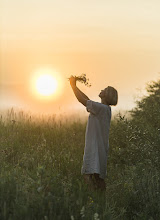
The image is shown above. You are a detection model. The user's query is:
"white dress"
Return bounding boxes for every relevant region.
[81,100,111,179]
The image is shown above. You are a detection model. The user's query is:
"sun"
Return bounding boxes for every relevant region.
[36,74,58,96]
[31,68,64,101]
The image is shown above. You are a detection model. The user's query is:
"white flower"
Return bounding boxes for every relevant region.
[94,213,100,220]
[70,216,74,220]
[80,206,85,218]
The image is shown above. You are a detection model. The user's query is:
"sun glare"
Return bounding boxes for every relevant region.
[36,74,58,96]
[31,68,64,101]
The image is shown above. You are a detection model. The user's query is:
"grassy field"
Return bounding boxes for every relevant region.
[0,80,160,219]
[0,109,159,220]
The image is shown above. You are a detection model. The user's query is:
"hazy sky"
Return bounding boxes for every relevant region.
[1,0,160,115]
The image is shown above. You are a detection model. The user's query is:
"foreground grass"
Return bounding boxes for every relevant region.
[0,110,160,220]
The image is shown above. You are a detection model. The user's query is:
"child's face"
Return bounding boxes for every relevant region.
[99,88,108,104]
[99,88,108,98]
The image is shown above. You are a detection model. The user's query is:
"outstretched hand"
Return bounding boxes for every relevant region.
[69,76,76,87]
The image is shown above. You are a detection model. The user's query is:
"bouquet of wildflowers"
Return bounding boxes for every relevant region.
[69,74,91,87]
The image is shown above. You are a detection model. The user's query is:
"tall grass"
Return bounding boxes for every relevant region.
[0,108,160,220]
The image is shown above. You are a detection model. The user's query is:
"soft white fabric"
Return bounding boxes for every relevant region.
[81,100,111,179]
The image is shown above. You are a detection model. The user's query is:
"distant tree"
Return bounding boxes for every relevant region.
[129,78,160,167]
[131,78,160,130]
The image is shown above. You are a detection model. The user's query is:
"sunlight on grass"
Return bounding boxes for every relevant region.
[0,78,160,219]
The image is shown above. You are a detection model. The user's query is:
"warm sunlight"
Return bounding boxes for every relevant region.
[36,74,58,96]
[31,68,64,101]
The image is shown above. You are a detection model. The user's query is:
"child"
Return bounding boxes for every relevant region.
[69,76,118,191]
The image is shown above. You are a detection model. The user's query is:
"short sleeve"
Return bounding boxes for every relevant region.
[86,100,105,115]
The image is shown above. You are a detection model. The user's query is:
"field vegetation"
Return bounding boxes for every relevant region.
[0,79,160,219]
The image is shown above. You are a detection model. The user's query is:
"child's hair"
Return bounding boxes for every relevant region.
[105,86,118,106]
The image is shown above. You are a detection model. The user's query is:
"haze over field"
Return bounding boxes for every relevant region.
[1,0,160,115]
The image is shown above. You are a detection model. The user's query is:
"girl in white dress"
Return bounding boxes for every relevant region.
[69,76,118,191]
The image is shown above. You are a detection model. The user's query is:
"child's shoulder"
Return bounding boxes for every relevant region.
[87,100,111,113]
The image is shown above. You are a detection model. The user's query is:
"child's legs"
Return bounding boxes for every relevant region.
[93,173,106,191]
[83,174,92,183]
[83,173,106,191]
[83,174,95,189]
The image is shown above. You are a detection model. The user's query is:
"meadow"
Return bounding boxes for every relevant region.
[0,79,160,220]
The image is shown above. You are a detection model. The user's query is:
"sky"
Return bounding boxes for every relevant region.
[0,0,160,116]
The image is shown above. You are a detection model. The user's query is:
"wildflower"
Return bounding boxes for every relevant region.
[37,165,45,175]
[37,186,43,192]
[70,216,74,220]
[94,213,100,220]
[80,206,85,218]
[12,120,16,124]
[76,74,91,87]
[88,196,94,205]
[68,74,91,87]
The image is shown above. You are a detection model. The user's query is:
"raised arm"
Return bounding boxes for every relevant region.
[69,76,89,106]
